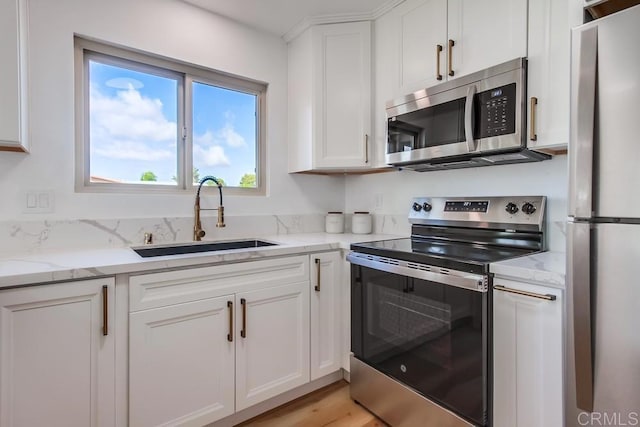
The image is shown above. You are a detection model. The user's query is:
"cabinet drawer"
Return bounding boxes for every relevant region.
[129,256,309,312]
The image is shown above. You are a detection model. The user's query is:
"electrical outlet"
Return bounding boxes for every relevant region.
[23,190,55,214]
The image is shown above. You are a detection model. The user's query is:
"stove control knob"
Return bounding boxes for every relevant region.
[422,202,432,212]
[522,202,537,215]
[505,202,519,215]
[412,202,422,212]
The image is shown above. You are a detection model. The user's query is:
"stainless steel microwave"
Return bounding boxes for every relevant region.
[385,58,550,171]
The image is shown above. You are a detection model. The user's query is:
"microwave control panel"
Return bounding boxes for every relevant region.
[475,83,517,139]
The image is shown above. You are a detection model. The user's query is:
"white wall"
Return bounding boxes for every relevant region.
[345,155,568,252]
[0,0,344,221]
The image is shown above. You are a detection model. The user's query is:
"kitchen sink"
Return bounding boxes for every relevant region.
[133,239,278,258]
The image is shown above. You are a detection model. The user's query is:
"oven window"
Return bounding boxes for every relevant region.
[387,98,466,154]
[352,266,486,426]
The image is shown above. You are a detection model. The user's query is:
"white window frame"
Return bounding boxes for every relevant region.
[74,37,267,195]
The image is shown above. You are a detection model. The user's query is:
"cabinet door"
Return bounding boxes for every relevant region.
[0,278,115,427]
[527,0,581,151]
[313,22,372,169]
[0,0,28,152]
[493,279,563,427]
[310,252,342,380]
[448,0,528,79]
[129,296,235,427]
[235,282,310,411]
[396,0,448,94]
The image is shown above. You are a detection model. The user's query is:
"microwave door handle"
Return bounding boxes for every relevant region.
[464,85,477,151]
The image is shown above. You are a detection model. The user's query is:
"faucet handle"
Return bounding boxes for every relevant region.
[196,229,206,239]
[144,232,153,245]
[216,206,226,228]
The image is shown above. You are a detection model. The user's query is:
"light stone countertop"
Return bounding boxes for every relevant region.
[0,233,401,289]
[490,251,566,289]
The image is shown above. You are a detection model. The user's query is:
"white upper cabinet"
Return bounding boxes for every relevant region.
[383,0,528,99]
[0,0,28,152]
[288,21,373,172]
[447,0,528,80]
[396,0,448,95]
[527,0,582,152]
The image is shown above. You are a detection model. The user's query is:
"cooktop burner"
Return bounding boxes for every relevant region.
[351,237,536,275]
[350,196,546,275]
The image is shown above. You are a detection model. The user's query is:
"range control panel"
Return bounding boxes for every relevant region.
[409,196,546,231]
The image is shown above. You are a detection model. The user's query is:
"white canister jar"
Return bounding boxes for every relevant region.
[351,211,372,234]
[325,212,345,233]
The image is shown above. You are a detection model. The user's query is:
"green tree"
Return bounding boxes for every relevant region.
[209,177,225,186]
[239,173,256,188]
[140,171,158,182]
[171,167,204,184]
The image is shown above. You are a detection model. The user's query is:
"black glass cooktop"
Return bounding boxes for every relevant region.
[350,237,536,275]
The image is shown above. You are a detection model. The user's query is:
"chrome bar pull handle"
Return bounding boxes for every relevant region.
[464,85,477,152]
[568,222,595,411]
[530,97,538,141]
[569,26,598,219]
[448,39,455,77]
[493,285,556,301]
[240,298,247,338]
[227,301,233,342]
[436,44,443,81]
[315,258,321,292]
[102,285,108,336]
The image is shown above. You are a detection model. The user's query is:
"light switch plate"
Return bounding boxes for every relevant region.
[23,190,55,213]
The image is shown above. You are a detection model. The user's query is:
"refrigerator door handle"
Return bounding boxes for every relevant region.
[568,221,594,411]
[569,26,598,219]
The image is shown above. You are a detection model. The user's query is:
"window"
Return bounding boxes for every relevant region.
[74,37,266,194]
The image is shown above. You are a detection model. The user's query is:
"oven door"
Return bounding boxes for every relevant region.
[350,256,489,426]
[386,61,525,166]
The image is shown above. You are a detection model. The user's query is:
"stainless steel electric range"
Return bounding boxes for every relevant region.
[347,196,546,427]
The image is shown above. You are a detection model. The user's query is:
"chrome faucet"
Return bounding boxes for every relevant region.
[194,176,225,241]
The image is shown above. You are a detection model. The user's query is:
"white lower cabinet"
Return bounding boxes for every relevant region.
[493,278,563,427]
[128,255,311,426]
[310,251,342,380]
[129,295,235,427]
[0,278,115,427]
[235,282,310,411]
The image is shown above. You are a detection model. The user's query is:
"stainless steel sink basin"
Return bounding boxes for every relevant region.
[133,239,278,258]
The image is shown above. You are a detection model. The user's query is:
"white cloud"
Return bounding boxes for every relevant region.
[219,123,246,147]
[194,125,246,149]
[94,140,173,161]
[105,77,143,90]
[89,85,177,161]
[194,144,230,167]
[194,130,215,146]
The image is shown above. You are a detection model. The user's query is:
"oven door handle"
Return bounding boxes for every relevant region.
[346,252,486,293]
[465,84,477,152]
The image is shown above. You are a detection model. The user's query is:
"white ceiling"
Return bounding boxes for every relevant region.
[182,0,396,39]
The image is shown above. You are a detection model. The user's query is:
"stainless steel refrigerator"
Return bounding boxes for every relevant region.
[567,4,640,426]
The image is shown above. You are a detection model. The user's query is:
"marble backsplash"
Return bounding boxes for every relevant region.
[0,213,565,254]
[0,214,328,255]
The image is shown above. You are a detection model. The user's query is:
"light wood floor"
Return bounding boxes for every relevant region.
[237,381,387,427]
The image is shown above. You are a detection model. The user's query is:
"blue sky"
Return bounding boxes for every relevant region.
[88,60,257,187]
